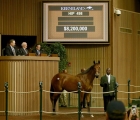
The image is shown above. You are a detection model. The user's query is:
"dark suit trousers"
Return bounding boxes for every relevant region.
[103,95,114,111]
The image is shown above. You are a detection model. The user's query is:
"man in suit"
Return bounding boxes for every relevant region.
[100,68,116,112]
[5,39,19,56]
[32,44,41,56]
[19,42,28,56]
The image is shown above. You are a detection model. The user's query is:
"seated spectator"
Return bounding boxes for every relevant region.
[5,39,19,56]
[106,100,126,120]
[32,44,41,56]
[19,42,28,56]
[2,48,6,56]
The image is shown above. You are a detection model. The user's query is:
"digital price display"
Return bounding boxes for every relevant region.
[43,2,109,43]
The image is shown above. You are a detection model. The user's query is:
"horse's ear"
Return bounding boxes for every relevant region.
[93,61,95,64]
[98,60,100,64]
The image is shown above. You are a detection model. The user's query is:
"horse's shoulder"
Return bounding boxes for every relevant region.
[76,74,84,78]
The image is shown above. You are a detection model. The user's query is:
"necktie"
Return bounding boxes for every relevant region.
[12,47,16,56]
[24,49,27,54]
[37,50,40,55]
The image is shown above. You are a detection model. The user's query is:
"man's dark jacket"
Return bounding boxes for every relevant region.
[19,48,28,56]
[5,45,19,56]
[100,75,116,96]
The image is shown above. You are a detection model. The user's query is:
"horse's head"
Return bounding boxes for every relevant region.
[93,60,100,78]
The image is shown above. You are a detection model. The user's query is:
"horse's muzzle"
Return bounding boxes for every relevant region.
[95,74,99,78]
[95,76,99,78]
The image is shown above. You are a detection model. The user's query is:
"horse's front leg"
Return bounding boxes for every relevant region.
[80,92,84,118]
[86,93,94,117]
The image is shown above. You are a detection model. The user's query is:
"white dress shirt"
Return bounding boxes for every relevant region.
[106,74,110,84]
[10,46,16,56]
[24,48,27,54]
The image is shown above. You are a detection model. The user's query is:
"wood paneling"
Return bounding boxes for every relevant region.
[0,34,1,56]
[113,0,140,12]
[113,0,136,12]
[0,0,41,42]
[113,9,140,105]
[0,0,140,109]
[0,56,59,115]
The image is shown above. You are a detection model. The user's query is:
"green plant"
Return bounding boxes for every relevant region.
[32,42,68,72]
[40,42,51,56]
[50,42,68,72]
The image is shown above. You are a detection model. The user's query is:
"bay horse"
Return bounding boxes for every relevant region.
[50,61,100,115]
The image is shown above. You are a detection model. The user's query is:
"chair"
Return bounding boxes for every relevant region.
[2,48,6,56]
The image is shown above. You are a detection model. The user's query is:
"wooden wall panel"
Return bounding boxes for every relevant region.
[113,0,140,12]
[113,0,135,11]
[0,57,59,115]
[0,0,42,42]
[135,14,140,99]
[113,9,140,106]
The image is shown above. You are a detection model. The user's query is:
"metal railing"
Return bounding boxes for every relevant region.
[2,80,140,120]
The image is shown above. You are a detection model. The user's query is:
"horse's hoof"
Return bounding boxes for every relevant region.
[81,114,84,118]
[52,111,56,115]
[52,113,56,115]
[90,114,94,117]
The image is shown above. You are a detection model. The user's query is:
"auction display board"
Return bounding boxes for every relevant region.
[43,2,109,43]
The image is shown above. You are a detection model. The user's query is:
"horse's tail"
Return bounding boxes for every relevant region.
[50,84,54,102]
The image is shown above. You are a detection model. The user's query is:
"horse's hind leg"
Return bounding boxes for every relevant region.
[52,93,61,114]
[80,102,84,118]
[80,92,84,118]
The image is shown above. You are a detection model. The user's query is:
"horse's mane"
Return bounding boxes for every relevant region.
[78,65,94,75]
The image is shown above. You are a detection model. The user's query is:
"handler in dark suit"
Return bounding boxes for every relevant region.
[100,68,116,112]
[32,44,41,56]
[19,42,28,56]
[5,39,19,56]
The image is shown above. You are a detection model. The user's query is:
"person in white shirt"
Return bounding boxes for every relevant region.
[100,68,117,112]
